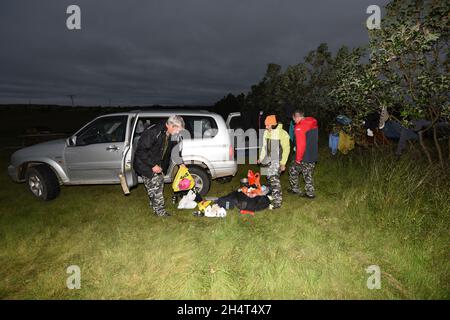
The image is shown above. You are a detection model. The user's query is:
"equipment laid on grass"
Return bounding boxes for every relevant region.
[178,169,271,218]
[204,204,227,218]
[177,190,198,209]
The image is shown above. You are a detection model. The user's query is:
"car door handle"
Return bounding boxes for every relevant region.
[106,145,120,151]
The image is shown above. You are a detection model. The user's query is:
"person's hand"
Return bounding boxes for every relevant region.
[295,160,301,165]
[152,165,162,173]
[280,165,286,172]
[257,159,261,165]
[180,164,186,169]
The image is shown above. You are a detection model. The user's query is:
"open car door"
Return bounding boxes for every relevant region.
[119,114,139,194]
[226,111,264,162]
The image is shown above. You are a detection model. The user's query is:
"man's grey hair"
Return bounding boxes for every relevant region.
[167,115,185,128]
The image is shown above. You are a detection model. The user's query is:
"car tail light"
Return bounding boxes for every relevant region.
[229,145,234,160]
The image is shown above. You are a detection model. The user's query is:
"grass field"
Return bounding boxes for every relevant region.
[0,146,449,299]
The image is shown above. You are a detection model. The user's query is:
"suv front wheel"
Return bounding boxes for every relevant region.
[187,166,210,196]
[26,165,60,201]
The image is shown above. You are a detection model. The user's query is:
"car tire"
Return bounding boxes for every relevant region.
[187,166,211,196]
[26,165,60,201]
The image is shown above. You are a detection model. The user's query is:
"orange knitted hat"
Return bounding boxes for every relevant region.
[264,115,277,126]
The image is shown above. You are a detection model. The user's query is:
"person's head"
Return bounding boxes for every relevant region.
[292,110,304,124]
[264,115,277,131]
[166,115,185,135]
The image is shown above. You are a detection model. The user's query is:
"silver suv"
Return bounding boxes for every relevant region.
[7,110,237,200]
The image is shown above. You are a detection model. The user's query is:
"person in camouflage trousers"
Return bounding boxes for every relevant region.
[141,173,166,216]
[288,110,319,199]
[266,162,283,209]
[288,160,316,197]
[134,115,185,217]
[258,115,290,209]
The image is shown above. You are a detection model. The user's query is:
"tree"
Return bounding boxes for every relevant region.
[329,46,392,129]
[243,63,285,122]
[213,93,246,118]
[279,63,308,112]
[368,0,449,166]
[302,43,334,117]
[330,0,449,166]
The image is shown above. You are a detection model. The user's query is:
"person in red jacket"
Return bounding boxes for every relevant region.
[288,110,318,198]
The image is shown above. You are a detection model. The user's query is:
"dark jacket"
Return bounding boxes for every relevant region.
[134,122,181,178]
[294,117,319,163]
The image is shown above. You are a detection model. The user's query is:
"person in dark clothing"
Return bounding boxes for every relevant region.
[134,115,185,217]
[288,110,319,199]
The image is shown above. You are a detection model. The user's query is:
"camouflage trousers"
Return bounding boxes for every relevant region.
[288,160,316,197]
[266,162,282,208]
[142,173,166,216]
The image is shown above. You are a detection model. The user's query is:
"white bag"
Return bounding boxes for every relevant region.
[204,204,226,218]
[177,190,198,209]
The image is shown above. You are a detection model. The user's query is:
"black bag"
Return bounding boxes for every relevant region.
[217,191,270,211]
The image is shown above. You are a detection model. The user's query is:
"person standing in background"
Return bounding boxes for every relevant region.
[288,110,318,199]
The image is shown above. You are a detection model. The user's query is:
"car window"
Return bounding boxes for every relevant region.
[132,117,167,139]
[132,116,218,140]
[229,116,243,130]
[183,116,218,139]
[76,116,128,146]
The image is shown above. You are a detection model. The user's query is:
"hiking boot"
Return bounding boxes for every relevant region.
[303,193,316,199]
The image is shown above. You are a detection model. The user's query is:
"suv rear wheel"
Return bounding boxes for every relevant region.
[187,166,210,196]
[26,165,60,201]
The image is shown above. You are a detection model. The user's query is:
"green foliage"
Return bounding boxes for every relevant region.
[279,63,308,110]
[302,43,335,115]
[366,0,449,124]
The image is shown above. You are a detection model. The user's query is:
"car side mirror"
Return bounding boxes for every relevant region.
[66,135,77,147]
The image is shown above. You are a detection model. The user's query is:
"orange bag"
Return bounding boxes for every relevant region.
[244,170,262,196]
[247,170,261,189]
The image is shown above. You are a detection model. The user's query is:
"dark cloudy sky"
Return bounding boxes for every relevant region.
[0,0,390,106]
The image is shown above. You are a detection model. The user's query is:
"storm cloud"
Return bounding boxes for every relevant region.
[0,0,390,106]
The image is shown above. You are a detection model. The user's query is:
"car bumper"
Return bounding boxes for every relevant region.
[8,165,20,182]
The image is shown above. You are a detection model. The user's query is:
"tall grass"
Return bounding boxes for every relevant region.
[0,148,448,299]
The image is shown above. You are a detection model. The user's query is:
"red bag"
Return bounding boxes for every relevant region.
[240,209,255,216]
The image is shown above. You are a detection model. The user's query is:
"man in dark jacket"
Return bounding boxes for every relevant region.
[288,110,318,199]
[134,115,185,217]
